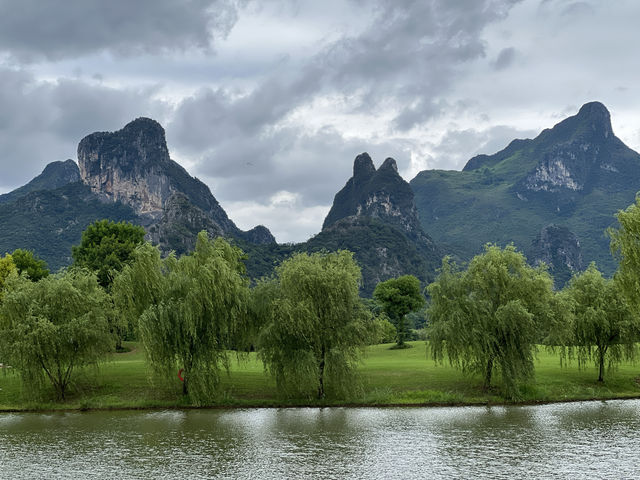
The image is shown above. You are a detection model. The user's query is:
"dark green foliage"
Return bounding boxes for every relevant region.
[373,275,425,348]
[306,217,438,296]
[563,264,638,382]
[0,183,139,272]
[0,270,112,400]
[10,249,49,281]
[428,245,554,398]
[257,250,372,399]
[72,219,146,289]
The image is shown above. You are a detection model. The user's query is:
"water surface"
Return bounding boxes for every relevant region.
[2,400,639,479]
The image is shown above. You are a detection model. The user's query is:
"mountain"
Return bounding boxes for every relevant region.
[529,224,583,287]
[78,117,274,254]
[311,153,442,294]
[0,118,274,267]
[0,159,80,205]
[410,101,639,278]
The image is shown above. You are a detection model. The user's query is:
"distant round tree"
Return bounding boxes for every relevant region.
[257,250,371,399]
[0,270,112,400]
[373,275,425,348]
[10,249,49,281]
[72,219,146,289]
[428,245,554,398]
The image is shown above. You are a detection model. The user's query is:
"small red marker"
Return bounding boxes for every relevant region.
[178,368,184,382]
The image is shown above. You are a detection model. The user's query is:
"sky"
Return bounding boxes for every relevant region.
[1,0,640,243]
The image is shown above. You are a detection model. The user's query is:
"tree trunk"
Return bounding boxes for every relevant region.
[598,348,606,382]
[484,356,494,390]
[397,315,405,347]
[317,346,326,399]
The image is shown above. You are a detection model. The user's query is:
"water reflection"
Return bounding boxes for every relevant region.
[1,401,640,479]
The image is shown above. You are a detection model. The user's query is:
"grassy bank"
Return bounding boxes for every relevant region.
[1,341,639,411]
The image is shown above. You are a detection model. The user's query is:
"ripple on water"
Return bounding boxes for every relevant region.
[1,401,640,479]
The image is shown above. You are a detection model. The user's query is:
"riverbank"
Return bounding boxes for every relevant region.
[1,342,639,412]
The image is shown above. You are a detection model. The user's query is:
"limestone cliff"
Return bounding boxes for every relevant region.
[78,117,274,247]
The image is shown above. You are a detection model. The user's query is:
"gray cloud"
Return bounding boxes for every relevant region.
[0,0,239,61]
[493,47,516,70]
[0,68,167,191]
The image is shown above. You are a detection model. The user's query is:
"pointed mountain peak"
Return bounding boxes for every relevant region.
[353,152,375,177]
[575,101,613,138]
[379,157,399,173]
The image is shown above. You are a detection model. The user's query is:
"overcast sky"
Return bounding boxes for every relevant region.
[1,0,639,242]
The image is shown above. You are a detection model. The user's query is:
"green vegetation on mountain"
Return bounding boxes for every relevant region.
[0,183,139,271]
[411,102,640,278]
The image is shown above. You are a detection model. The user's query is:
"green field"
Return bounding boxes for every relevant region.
[1,341,639,411]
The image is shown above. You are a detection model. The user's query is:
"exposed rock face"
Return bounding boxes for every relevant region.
[411,101,640,278]
[529,224,583,286]
[0,159,81,204]
[78,117,275,246]
[319,153,441,293]
[323,153,435,248]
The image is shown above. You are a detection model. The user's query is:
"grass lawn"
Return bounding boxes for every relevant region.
[1,341,639,411]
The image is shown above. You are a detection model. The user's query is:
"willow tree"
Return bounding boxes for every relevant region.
[0,254,16,301]
[0,270,112,400]
[373,275,425,348]
[113,232,249,400]
[427,245,554,397]
[564,264,637,382]
[258,250,370,399]
[610,195,640,312]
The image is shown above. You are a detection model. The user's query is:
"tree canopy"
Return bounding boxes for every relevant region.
[0,254,16,301]
[257,250,371,399]
[427,244,554,398]
[609,195,640,313]
[0,270,112,399]
[72,219,146,289]
[373,275,425,348]
[112,232,249,401]
[563,263,638,382]
[10,249,49,281]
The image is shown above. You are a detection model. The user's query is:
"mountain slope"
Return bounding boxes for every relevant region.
[410,102,640,276]
[0,159,80,204]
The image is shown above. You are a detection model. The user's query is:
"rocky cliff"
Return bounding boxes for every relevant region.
[78,117,275,250]
[316,153,441,294]
[529,224,583,286]
[411,101,640,278]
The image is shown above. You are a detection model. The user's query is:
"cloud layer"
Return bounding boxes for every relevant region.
[1,0,640,242]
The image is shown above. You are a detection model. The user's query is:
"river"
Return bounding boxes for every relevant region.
[1,400,639,479]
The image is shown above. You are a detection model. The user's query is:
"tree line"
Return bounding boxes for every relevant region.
[2,195,640,402]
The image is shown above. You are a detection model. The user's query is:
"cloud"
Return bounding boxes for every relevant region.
[0,68,167,191]
[493,47,516,70]
[0,0,239,61]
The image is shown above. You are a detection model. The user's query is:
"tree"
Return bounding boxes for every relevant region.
[10,249,49,281]
[113,232,249,401]
[373,275,425,348]
[0,254,16,301]
[0,270,112,400]
[257,250,371,399]
[609,195,640,313]
[427,245,554,398]
[72,219,146,289]
[564,263,637,382]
